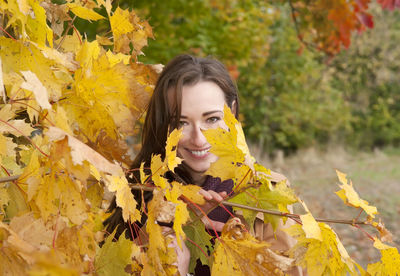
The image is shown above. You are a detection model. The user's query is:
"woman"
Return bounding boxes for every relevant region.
[104,54,300,275]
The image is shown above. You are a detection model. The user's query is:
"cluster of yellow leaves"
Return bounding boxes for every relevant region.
[282,172,400,276]
[0,0,156,273]
[286,219,360,275]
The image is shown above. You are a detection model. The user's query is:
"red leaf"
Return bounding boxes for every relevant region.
[359,13,374,28]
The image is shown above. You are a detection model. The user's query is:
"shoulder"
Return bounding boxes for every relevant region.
[269,170,290,186]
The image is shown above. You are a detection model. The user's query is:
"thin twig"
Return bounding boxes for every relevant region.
[0,175,20,183]
[288,0,319,53]
[55,15,77,50]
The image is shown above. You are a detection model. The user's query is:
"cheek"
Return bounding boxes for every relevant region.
[177,136,186,153]
[218,120,229,131]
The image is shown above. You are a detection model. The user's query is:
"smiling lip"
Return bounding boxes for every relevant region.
[186,148,211,159]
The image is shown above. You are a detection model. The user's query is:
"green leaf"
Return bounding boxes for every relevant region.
[183,214,213,273]
[95,231,133,276]
[229,180,297,231]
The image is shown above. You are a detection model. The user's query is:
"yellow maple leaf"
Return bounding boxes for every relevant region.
[367,238,400,275]
[335,170,378,218]
[105,172,140,222]
[0,104,35,139]
[299,200,322,241]
[20,70,52,110]
[67,3,105,21]
[109,7,135,37]
[300,213,322,241]
[285,222,357,275]
[150,154,169,189]
[148,129,184,188]
[165,128,183,171]
[203,105,253,183]
[164,182,190,248]
[212,217,294,275]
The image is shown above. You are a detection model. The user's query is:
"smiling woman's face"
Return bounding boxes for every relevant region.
[176,81,228,184]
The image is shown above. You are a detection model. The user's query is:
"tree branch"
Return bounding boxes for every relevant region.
[0,175,368,226]
[0,175,20,183]
[127,184,367,226]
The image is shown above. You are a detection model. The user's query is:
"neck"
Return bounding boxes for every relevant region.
[191,172,207,186]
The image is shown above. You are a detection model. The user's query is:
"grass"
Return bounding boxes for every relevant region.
[256,146,400,267]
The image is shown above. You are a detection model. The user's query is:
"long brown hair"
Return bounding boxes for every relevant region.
[104,54,240,239]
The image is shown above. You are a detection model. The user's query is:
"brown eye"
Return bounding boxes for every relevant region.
[179,121,188,127]
[206,117,220,124]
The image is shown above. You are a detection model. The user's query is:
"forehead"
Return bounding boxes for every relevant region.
[167,81,226,114]
[180,81,226,115]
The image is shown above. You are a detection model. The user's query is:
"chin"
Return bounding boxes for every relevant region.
[183,161,210,174]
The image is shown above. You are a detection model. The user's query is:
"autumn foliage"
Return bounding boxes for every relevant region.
[0,0,400,275]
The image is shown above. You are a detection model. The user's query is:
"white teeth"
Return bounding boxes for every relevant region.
[190,149,208,156]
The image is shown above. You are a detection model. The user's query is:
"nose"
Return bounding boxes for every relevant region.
[190,124,208,147]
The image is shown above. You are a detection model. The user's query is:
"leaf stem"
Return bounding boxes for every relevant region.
[0,25,17,41]
[186,236,210,260]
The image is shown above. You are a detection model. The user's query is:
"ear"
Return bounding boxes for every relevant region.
[231,100,237,116]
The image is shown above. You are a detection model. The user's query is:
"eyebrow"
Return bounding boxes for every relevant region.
[180,110,223,119]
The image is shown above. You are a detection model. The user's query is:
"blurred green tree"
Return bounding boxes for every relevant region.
[330,5,400,148]
[239,4,350,153]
